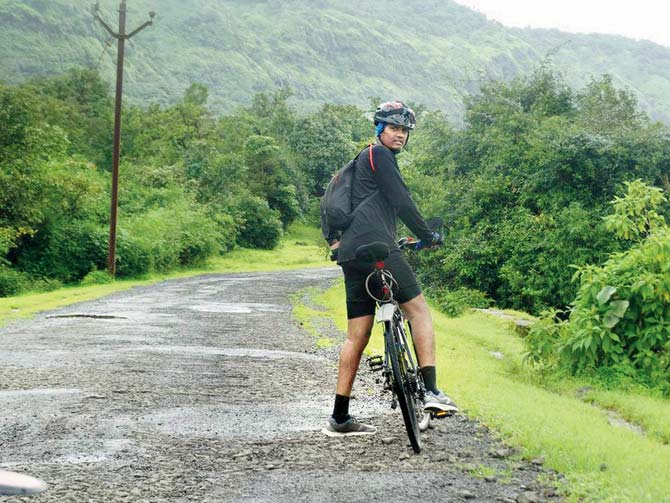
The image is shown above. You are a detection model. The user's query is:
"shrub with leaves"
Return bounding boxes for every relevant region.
[234,196,283,250]
[525,181,670,392]
[81,269,113,285]
[0,265,30,297]
[432,287,492,318]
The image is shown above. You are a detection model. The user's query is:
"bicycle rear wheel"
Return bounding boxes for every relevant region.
[385,321,421,453]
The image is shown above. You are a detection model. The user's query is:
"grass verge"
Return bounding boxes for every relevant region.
[297,279,670,503]
[0,222,329,328]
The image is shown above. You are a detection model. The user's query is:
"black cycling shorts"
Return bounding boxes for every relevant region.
[341,250,422,319]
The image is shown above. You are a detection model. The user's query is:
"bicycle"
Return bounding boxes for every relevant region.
[357,219,447,454]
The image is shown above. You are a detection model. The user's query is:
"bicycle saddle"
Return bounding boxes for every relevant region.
[355,242,390,262]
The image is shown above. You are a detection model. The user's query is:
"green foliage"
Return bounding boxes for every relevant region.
[603,179,667,241]
[0,70,316,296]
[15,221,107,282]
[289,103,366,196]
[0,265,31,297]
[432,287,491,318]
[26,68,113,167]
[114,229,151,277]
[124,202,222,273]
[525,181,670,392]
[81,269,113,286]
[243,135,301,228]
[407,69,667,314]
[234,196,283,250]
[4,0,670,124]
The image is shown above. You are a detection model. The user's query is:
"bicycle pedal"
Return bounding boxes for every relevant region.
[366,355,383,372]
[430,409,454,419]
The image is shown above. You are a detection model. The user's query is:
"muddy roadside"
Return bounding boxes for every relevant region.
[0,267,563,502]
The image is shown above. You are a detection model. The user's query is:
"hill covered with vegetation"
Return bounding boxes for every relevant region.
[2,0,670,121]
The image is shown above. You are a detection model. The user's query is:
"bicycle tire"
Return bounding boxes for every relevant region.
[386,321,421,453]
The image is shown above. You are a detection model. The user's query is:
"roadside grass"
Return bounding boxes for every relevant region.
[467,463,509,482]
[0,222,329,328]
[302,279,670,503]
[290,287,337,349]
[207,222,328,272]
[580,389,670,445]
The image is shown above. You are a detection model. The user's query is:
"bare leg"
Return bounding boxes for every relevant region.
[400,295,458,412]
[400,294,435,367]
[335,315,374,396]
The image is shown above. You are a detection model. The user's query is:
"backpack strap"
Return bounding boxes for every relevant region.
[368,143,376,173]
[346,144,380,220]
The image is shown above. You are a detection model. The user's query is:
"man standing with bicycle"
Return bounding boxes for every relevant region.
[323,101,458,436]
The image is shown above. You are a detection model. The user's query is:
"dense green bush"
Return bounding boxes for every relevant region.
[234,196,283,250]
[114,230,151,277]
[525,181,670,392]
[406,69,670,314]
[2,73,302,296]
[432,287,492,318]
[208,212,238,254]
[15,222,107,282]
[0,266,30,297]
[175,211,222,266]
[81,269,113,286]
[124,203,222,273]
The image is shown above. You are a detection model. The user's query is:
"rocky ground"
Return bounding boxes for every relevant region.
[0,267,564,502]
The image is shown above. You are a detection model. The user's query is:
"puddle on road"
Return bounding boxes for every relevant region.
[188,302,283,314]
[142,401,335,438]
[120,345,324,362]
[2,439,134,468]
[45,311,176,322]
[50,453,110,465]
[0,388,81,398]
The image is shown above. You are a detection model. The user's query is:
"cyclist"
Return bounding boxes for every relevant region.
[322,100,458,436]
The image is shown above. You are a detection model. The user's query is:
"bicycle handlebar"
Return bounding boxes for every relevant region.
[398,216,445,251]
[397,233,443,251]
[397,237,422,251]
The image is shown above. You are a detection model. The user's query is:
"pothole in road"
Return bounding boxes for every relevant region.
[188,302,283,314]
[141,402,335,438]
[0,388,81,398]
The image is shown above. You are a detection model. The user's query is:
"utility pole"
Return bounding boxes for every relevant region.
[93,1,155,277]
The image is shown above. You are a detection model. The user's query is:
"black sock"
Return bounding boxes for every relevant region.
[332,394,350,423]
[420,366,439,394]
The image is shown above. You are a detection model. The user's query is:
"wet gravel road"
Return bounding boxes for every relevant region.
[0,267,562,502]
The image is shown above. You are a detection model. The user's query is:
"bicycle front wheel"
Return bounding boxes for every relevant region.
[386,321,421,453]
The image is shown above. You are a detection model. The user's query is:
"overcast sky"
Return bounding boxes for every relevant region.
[452,0,670,47]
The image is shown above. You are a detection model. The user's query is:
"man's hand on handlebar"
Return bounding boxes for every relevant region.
[398,231,444,251]
[429,231,444,246]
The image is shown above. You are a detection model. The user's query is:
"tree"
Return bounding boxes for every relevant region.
[525,181,670,392]
[406,68,669,313]
[243,135,301,227]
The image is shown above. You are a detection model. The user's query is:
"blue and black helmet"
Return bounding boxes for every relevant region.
[373,101,416,130]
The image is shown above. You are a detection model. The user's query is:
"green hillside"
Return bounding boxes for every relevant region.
[2,0,670,121]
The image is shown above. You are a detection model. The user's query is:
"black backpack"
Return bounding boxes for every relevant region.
[320,145,378,238]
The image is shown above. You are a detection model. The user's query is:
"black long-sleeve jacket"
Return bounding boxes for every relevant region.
[334,143,434,264]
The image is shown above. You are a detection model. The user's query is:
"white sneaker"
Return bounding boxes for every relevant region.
[321,416,377,437]
[424,390,459,415]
